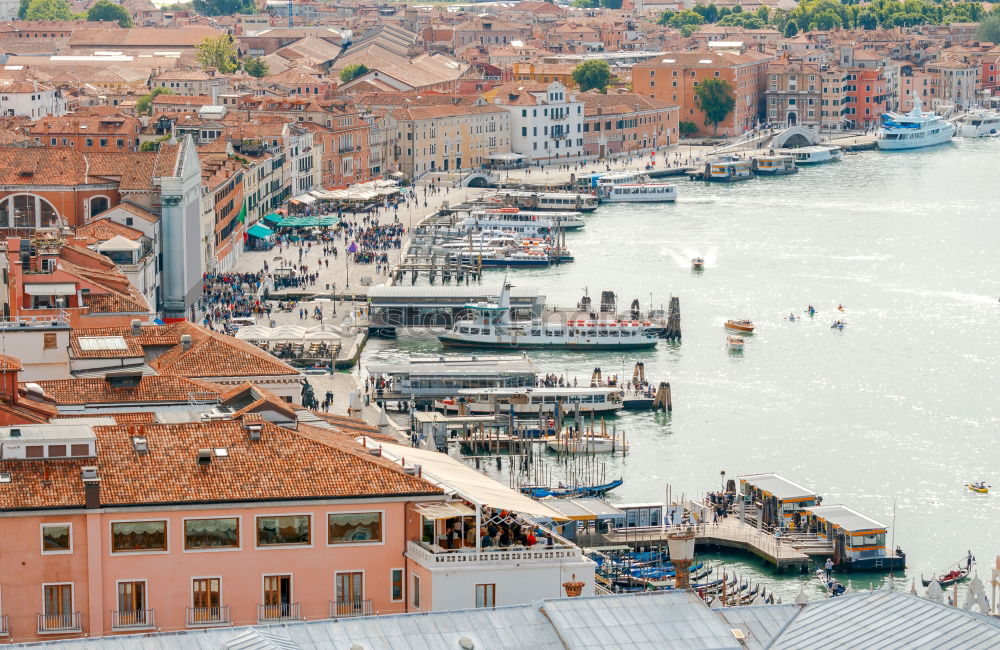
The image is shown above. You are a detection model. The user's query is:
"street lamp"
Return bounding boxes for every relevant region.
[721,469,726,492]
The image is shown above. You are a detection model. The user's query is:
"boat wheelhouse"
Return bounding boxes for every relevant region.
[876,94,956,150]
[493,191,599,212]
[777,145,843,164]
[752,154,798,175]
[439,284,658,351]
[435,386,623,417]
[802,504,905,571]
[367,355,536,404]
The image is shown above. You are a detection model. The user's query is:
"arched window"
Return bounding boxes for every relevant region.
[90,196,110,217]
[0,194,62,230]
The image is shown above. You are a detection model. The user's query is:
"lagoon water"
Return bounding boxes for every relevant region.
[363,138,1000,599]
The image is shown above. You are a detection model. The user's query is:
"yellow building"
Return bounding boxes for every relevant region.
[511,63,578,89]
[393,104,511,179]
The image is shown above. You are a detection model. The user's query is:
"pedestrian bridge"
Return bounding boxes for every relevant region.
[771,125,821,149]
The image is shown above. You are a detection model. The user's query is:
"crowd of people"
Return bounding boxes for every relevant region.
[198,271,271,330]
[437,508,557,551]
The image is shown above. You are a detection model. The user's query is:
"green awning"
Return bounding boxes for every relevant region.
[273,215,339,228]
[262,213,282,225]
[247,223,273,238]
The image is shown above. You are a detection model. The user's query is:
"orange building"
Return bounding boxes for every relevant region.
[845,68,888,129]
[29,115,141,152]
[633,50,774,137]
[512,63,578,89]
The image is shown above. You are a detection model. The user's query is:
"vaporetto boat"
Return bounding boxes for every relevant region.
[492,190,599,212]
[777,145,843,164]
[465,208,585,231]
[438,284,659,350]
[876,94,956,150]
[434,386,624,417]
[597,172,677,203]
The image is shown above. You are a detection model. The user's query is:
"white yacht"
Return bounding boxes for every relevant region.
[434,386,624,417]
[597,172,677,203]
[956,109,1000,137]
[876,94,956,150]
[438,284,659,350]
[778,145,843,164]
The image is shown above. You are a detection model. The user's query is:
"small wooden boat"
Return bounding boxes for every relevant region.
[815,568,846,596]
[966,483,990,493]
[727,335,745,349]
[691,257,705,270]
[831,320,846,330]
[921,564,972,587]
[725,319,755,333]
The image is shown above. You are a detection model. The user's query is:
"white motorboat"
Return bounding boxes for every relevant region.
[777,145,843,164]
[438,284,659,350]
[876,94,956,150]
[435,386,623,417]
[727,335,745,349]
[597,172,677,203]
[956,109,1000,137]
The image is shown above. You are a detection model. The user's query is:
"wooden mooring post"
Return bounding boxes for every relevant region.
[653,382,672,412]
[663,296,681,341]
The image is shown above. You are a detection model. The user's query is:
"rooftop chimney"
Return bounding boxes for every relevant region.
[197,448,212,466]
[81,466,100,509]
[131,319,141,336]
[181,334,192,351]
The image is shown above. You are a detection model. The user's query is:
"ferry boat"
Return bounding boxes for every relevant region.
[876,94,956,150]
[752,154,798,175]
[467,208,585,231]
[597,172,677,203]
[493,191,599,212]
[692,156,754,182]
[438,284,659,350]
[956,109,1000,137]
[725,319,755,333]
[434,386,624,417]
[366,355,536,404]
[457,249,565,267]
[778,145,843,164]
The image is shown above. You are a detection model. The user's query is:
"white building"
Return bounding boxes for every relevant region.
[283,123,321,196]
[492,81,584,162]
[0,75,67,119]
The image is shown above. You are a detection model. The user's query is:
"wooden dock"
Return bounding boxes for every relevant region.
[578,518,830,572]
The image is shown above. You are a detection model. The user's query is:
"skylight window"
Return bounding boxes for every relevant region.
[214,448,229,457]
[0,472,11,483]
[78,336,128,351]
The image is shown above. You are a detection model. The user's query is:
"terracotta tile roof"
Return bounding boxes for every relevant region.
[0,148,158,191]
[307,412,397,443]
[69,26,224,48]
[0,393,56,425]
[53,412,157,424]
[84,293,150,314]
[0,420,442,511]
[31,375,223,406]
[397,104,507,121]
[0,353,24,372]
[104,201,159,223]
[29,115,140,137]
[150,322,301,379]
[74,218,145,243]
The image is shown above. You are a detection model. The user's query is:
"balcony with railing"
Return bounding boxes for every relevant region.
[257,602,300,623]
[112,609,155,631]
[185,605,230,627]
[37,612,82,634]
[329,599,372,619]
[0,614,8,636]
[407,538,583,568]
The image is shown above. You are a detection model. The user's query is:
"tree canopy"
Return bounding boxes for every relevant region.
[192,0,255,15]
[195,34,239,74]
[977,14,1000,42]
[694,78,735,134]
[679,120,699,137]
[24,0,73,20]
[136,87,174,115]
[339,63,369,83]
[243,56,269,78]
[86,0,133,26]
[572,60,612,93]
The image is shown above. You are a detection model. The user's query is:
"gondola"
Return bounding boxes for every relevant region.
[921,564,973,587]
[519,478,623,498]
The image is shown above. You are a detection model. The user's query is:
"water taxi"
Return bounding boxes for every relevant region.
[725,319,755,333]
[956,109,1000,137]
[876,94,956,150]
[778,145,843,164]
[597,172,677,203]
[493,190,599,212]
[691,257,705,270]
[727,335,745,349]
[435,386,623,417]
[752,154,798,175]
[438,284,659,350]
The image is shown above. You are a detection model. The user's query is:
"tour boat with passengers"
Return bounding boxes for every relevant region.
[438,284,659,350]
[876,94,956,150]
[467,207,586,231]
[956,109,1000,137]
[597,172,677,203]
[492,191,599,212]
[778,145,843,164]
[434,386,624,417]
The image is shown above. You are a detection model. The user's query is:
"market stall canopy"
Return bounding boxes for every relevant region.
[291,193,317,205]
[373,442,568,520]
[247,223,274,239]
[262,213,283,225]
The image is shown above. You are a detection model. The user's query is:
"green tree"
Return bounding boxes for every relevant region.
[196,34,239,74]
[24,0,73,20]
[783,20,798,36]
[571,60,612,93]
[243,56,268,78]
[692,3,718,21]
[656,9,676,24]
[680,23,700,37]
[339,63,369,83]
[977,14,1000,42]
[192,0,254,15]
[135,87,174,115]
[857,9,878,28]
[679,120,699,137]
[17,0,30,18]
[86,0,133,26]
[572,0,599,6]
[755,6,770,21]
[812,8,843,29]
[667,9,705,29]
[694,78,735,134]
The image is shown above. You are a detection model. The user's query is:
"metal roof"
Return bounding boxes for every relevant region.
[542,590,742,649]
[803,504,887,532]
[718,605,799,650]
[740,473,818,501]
[772,590,1000,649]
